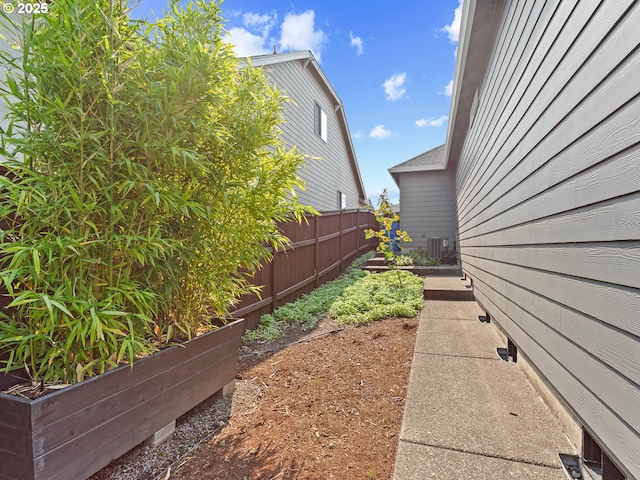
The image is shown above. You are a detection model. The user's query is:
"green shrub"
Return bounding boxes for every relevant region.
[329,270,423,325]
[0,0,313,383]
[407,248,441,266]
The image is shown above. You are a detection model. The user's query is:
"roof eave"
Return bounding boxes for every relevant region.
[388,164,447,174]
[390,171,400,188]
[443,0,505,170]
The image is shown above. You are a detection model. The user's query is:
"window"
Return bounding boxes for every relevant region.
[338,191,346,210]
[314,102,327,142]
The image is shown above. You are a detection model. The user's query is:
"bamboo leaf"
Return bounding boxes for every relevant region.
[6,76,19,97]
[7,295,39,308]
[66,184,83,210]
[32,249,41,278]
[100,310,128,316]
[49,298,72,317]
[43,295,54,319]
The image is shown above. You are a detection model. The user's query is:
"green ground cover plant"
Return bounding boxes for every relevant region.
[0,0,313,384]
[243,251,374,342]
[394,255,414,266]
[329,270,424,325]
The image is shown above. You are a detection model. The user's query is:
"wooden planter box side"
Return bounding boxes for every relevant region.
[0,318,245,480]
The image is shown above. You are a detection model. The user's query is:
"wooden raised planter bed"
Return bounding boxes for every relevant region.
[0,318,245,480]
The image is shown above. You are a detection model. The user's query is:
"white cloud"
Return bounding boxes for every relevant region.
[353,129,365,140]
[382,72,407,101]
[224,10,329,60]
[443,79,453,96]
[279,10,327,62]
[349,31,364,55]
[370,125,392,139]
[223,11,278,56]
[243,12,273,27]
[243,11,277,38]
[442,0,463,43]
[224,27,272,56]
[415,115,449,128]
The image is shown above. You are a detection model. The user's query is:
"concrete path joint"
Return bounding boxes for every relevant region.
[398,439,562,470]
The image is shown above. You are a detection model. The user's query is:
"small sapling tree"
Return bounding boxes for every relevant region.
[364,190,412,282]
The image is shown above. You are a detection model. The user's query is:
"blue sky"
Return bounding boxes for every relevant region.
[132,0,463,204]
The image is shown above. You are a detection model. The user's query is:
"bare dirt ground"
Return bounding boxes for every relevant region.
[93,316,418,480]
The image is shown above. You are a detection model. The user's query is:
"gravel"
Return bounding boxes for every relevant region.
[89,380,261,480]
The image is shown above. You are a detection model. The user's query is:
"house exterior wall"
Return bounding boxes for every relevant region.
[454,1,640,478]
[398,169,456,251]
[0,13,18,159]
[261,60,363,212]
[0,55,9,142]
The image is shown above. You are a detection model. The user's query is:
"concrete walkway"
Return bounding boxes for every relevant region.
[393,277,574,479]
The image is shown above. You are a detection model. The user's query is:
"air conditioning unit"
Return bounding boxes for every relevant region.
[427,237,445,260]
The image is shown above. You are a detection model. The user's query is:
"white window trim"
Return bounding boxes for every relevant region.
[315,102,328,143]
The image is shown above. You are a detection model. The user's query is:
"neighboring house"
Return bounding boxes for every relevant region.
[1,47,368,211]
[0,11,19,150]
[388,144,456,252]
[440,1,640,478]
[244,51,368,212]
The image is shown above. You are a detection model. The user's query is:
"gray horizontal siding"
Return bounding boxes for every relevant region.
[399,170,456,249]
[0,13,18,162]
[454,0,640,477]
[464,262,640,432]
[471,280,640,478]
[262,60,362,211]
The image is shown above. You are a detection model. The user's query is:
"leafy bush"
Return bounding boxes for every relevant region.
[329,270,424,325]
[0,0,312,383]
[407,248,441,266]
[243,253,371,342]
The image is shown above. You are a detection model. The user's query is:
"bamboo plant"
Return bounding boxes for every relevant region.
[0,0,314,384]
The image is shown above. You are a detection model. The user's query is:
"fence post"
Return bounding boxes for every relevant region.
[271,244,277,312]
[339,210,344,273]
[356,210,360,256]
[314,215,320,288]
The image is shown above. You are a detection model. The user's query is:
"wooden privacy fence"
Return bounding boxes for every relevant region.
[231,209,378,330]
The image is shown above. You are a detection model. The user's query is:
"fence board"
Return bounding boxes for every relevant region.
[232,209,377,330]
